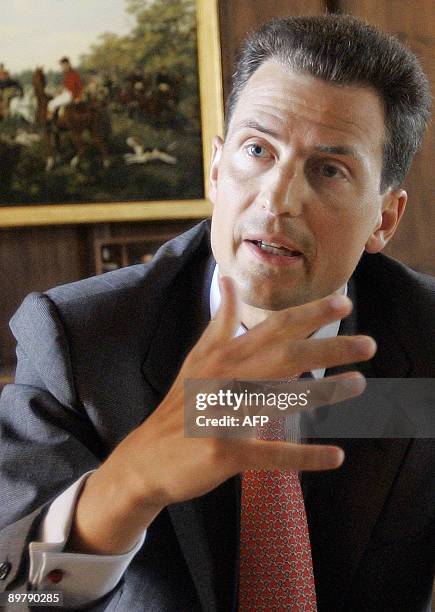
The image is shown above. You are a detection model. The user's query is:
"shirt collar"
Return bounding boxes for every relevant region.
[209,264,347,379]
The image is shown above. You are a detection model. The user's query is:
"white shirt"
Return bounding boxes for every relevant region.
[28,265,346,607]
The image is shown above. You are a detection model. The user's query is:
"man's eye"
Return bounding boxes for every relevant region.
[246,143,269,158]
[321,164,341,178]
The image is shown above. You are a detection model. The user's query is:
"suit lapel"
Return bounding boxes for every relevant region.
[303,438,410,610]
[302,265,412,610]
[166,501,218,612]
[166,475,240,612]
[142,250,214,398]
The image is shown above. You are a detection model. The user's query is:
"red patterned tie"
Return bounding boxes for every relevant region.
[238,415,317,611]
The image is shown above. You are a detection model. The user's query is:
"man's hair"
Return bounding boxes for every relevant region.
[59,57,70,65]
[226,15,431,191]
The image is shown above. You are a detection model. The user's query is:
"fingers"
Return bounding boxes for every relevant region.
[187,286,375,387]
[210,275,241,340]
[191,276,240,362]
[312,371,367,405]
[242,440,345,472]
[294,335,376,373]
[244,293,352,346]
[326,371,366,382]
[237,334,376,379]
[252,372,367,414]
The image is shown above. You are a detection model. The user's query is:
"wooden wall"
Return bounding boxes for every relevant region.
[219,0,325,101]
[0,226,87,370]
[1,0,434,377]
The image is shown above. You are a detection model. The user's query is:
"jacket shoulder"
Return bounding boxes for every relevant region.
[356,253,435,371]
[46,220,211,313]
[10,221,212,398]
[357,252,434,312]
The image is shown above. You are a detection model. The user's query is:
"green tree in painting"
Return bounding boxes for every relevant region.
[80,0,199,123]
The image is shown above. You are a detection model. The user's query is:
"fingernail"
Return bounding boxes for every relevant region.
[336,448,345,464]
[329,294,349,309]
[353,336,377,356]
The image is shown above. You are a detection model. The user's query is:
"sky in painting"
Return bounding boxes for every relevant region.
[1,0,134,73]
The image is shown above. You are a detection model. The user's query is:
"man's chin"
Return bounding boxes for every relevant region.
[239,284,310,311]
[234,266,310,308]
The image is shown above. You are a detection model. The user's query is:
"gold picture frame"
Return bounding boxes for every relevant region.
[0,0,223,227]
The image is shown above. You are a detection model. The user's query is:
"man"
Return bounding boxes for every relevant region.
[47,57,83,118]
[0,14,434,612]
[0,63,10,81]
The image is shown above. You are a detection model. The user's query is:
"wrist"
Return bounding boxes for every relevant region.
[66,464,162,555]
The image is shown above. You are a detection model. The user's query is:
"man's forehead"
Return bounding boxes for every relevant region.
[228,60,385,147]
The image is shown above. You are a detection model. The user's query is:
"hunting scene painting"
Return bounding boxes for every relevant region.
[0,0,204,207]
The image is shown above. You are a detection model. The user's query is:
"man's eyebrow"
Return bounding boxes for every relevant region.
[314,144,359,159]
[232,122,363,160]
[231,120,281,139]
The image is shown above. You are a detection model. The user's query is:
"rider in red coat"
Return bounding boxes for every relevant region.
[62,58,83,100]
[48,57,83,117]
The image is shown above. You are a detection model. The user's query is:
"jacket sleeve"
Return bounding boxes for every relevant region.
[0,292,123,610]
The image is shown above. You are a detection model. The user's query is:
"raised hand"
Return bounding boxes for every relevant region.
[67,276,376,555]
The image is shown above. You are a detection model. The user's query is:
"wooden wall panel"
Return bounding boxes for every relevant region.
[219,0,326,101]
[0,226,91,367]
[338,0,435,273]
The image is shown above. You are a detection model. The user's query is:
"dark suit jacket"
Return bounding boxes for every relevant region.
[0,220,434,611]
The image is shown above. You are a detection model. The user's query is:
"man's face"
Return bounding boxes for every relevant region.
[209,61,403,314]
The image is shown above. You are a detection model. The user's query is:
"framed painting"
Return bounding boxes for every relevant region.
[0,0,223,226]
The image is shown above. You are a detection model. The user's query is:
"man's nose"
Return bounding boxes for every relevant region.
[260,165,305,217]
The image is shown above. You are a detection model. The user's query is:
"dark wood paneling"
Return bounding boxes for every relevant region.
[0,225,91,367]
[107,219,199,240]
[219,0,326,101]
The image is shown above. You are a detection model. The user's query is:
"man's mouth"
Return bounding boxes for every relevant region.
[248,239,302,258]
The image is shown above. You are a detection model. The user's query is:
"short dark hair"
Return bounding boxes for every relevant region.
[59,57,70,65]
[226,15,431,191]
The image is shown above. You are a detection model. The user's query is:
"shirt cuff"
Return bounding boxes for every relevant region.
[29,470,146,608]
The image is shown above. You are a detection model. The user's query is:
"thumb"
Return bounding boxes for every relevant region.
[213,275,241,340]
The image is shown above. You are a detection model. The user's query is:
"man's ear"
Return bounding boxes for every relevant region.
[208,136,224,205]
[365,189,407,254]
